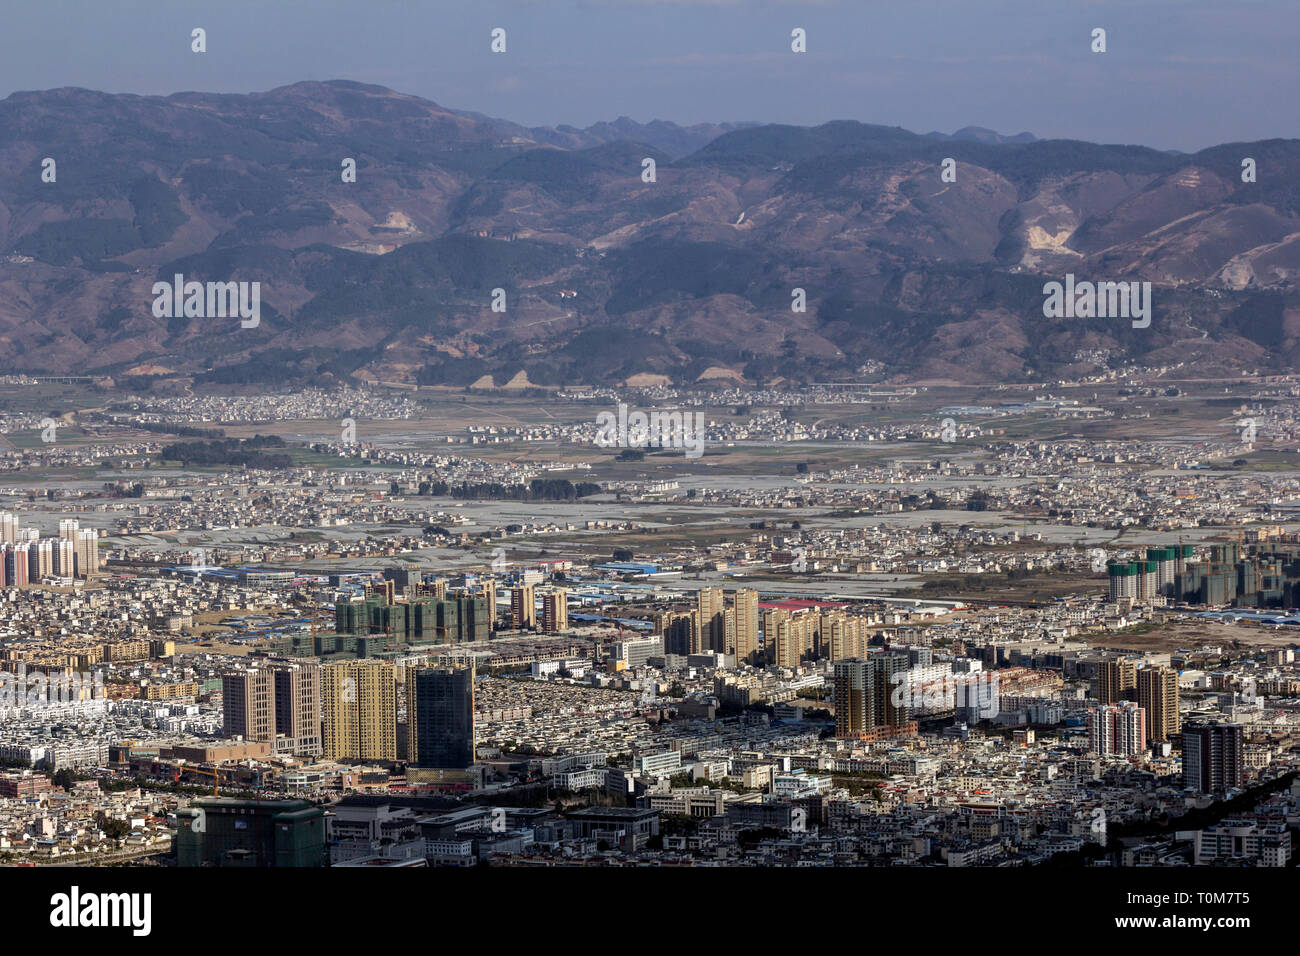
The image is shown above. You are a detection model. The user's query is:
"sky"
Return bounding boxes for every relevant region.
[1,0,1296,152]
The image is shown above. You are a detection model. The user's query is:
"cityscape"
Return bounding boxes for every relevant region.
[0,0,1294,936]
[1,379,1297,875]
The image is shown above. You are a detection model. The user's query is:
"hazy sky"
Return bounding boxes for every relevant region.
[1,0,1295,151]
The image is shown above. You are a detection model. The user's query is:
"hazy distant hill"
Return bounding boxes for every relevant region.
[925,126,1038,145]
[0,79,1296,387]
[451,108,756,159]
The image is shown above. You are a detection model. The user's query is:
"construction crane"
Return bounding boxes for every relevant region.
[174,764,220,797]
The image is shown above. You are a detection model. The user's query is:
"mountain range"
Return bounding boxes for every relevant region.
[1,79,1297,389]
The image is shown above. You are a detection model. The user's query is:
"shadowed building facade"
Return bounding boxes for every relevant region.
[407,664,475,769]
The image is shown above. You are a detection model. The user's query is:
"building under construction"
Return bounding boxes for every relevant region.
[1109,540,1300,608]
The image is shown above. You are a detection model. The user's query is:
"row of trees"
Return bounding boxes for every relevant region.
[415,478,600,501]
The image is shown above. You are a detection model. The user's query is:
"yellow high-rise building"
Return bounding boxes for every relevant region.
[479,579,497,628]
[765,609,814,669]
[732,589,760,664]
[511,584,536,629]
[1099,659,1138,704]
[820,611,869,661]
[322,660,397,761]
[697,587,725,653]
[1137,665,1180,745]
[540,587,568,633]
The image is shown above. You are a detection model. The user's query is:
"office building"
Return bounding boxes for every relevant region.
[407,665,475,769]
[175,798,325,867]
[612,635,664,670]
[1193,821,1289,866]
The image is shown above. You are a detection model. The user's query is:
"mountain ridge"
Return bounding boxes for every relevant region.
[1,80,1297,388]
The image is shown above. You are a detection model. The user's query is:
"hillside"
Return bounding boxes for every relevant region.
[1,80,1297,387]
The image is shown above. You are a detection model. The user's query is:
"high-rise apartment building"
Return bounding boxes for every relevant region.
[322,660,397,761]
[732,589,759,664]
[223,669,276,742]
[55,539,75,578]
[30,539,53,581]
[4,545,29,587]
[697,587,725,653]
[656,610,697,657]
[478,578,497,628]
[1137,665,1180,744]
[223,663,321,757]
[0,512,16,544]
[1098,659,1138,704]
[1147,547,1177,595]
[820,611,869,661]
[273,662,322,757]
[1182,722,1244,793]
[540,588,568,633]
[833,653,911,738]
[407,664,475,769]
[763,608,787,666]
[511,584,536,629]
[834,658,870,738]
[767,608,815,669]
[74,529,99,577]
[1087,703,1147,756]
